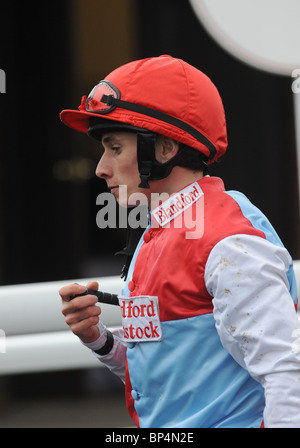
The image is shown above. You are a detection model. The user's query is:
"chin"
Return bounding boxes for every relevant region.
[116,197,130,208]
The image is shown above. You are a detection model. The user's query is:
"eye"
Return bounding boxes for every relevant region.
[111,145,121,152]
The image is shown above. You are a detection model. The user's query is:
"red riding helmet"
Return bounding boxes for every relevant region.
[60,55,227,187]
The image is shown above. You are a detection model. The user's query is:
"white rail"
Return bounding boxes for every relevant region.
[0,276,124,375]
[0,262,299,376]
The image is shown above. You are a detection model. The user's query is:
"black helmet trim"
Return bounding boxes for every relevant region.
[87,118,147,140]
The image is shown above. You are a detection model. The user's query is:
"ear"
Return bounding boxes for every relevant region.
[155,136,180,163]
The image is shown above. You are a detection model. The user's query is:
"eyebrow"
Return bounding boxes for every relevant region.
[101,135,113,145]
[101,134,121,146]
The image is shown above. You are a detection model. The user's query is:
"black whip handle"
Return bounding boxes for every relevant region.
[70,288,119,306]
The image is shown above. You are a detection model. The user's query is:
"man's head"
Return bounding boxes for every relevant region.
[60,55,227,196]
[95,129,201,207]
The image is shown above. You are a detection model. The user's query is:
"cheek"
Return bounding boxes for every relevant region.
[121,159,140,181]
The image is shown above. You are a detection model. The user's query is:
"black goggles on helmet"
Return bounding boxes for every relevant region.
[86,80,217,161]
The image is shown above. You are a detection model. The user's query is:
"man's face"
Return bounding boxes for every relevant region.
[95,131,149,207]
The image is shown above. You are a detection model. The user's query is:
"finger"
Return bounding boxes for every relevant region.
[68,316,101,340]
[86,281,99,291]
[65,303,101,326]
[62,294,99,315]
[59,283,87,302]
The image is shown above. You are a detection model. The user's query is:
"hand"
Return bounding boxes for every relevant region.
[60,281,102,344]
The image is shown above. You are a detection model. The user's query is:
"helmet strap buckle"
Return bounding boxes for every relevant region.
[138,161,152,189]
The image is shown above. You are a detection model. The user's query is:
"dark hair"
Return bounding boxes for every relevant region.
[176,143,209,175]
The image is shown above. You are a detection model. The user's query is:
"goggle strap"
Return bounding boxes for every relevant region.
[101,95,217,160]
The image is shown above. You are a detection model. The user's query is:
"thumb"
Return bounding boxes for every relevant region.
[86,281,99,291]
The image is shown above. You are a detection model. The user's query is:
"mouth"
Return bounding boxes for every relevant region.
[108,185,119,194]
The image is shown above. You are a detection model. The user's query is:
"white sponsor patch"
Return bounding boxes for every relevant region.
[118,296,162,342]
[152,181,203,227]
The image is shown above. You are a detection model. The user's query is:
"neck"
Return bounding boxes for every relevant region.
[148,166,204,210]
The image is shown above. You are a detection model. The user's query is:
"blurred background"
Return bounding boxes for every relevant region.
[0,0,299,428]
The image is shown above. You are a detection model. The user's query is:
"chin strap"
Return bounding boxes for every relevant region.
[137,132,157,188]
[137,131,188,189]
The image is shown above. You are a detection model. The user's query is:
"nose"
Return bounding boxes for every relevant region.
[95,152,113,179]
